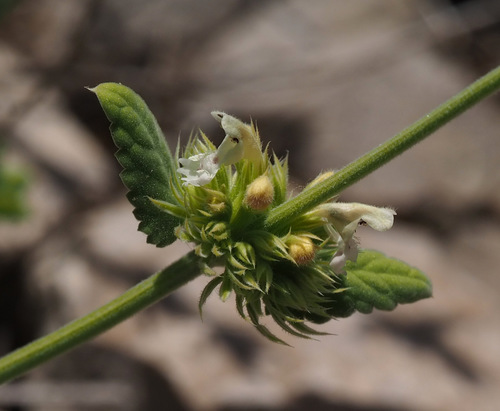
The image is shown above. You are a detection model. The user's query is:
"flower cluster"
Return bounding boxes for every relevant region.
[154,112,395,343]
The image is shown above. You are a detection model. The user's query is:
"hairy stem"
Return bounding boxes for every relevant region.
[265,65,500,232]
[0,251,201,384]
[1,65,499,384]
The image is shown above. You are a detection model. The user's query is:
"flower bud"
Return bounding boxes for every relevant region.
[287,235,316,265]
[305,170,335,189]
[244,175,274,211]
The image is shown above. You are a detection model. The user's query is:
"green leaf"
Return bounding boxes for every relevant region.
[91,83,180,247]
[327,250,432,318]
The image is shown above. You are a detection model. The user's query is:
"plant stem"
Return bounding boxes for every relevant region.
[265,65,500,233]
[0,251,202,384]
[1,66,499,385]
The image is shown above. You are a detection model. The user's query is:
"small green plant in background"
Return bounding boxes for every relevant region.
[0,0,18,22]
[0,147,28,220]
[0,65,499,382]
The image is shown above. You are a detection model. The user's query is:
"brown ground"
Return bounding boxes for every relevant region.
[1,1,499,410]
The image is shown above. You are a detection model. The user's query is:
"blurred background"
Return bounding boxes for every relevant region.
[0,0,499,410]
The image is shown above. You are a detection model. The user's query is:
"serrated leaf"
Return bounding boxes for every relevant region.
[91,83,180,247]
[327,250,432,318]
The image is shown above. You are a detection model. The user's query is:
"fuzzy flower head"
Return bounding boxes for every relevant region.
[154,112,396,343]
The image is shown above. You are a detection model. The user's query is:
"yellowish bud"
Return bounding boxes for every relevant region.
[305,170,335,189]
[244,175,274,211]
[287,235,316,265]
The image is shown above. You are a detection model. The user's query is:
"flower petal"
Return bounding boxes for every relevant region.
[316,202,396,233]
[216,134,244,165]
[356,205,396,231]
[330,252,348,275]
[317,203,395,274]
[211,111,263,164]
[330,237,358,274]
[177,152,220,186]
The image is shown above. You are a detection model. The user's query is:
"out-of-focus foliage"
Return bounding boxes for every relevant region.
[0,147,28,220]
[0,0,18,21]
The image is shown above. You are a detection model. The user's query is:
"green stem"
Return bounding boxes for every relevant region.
[1,66,499,385]
[0,251,202,384]
[265,65,500,233]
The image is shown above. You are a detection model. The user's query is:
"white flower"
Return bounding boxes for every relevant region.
[211,111,262,164]
[330,237,358,275]
[178,112,263,187]
[315,202,396,274]
[178,152,220,187]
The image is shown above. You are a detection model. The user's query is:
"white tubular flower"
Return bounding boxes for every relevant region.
[320,202,396,234]
[178,112,263,187]
[315,202,396,274]
[178,153,220,187]
[211,111,263,165]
